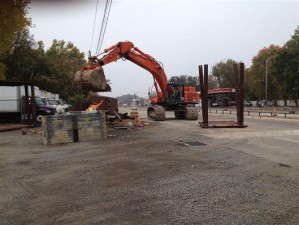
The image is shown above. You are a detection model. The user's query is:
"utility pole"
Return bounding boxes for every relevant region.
[258,79,261,107]
[265,59,268,110]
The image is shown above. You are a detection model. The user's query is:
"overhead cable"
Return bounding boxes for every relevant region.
[96,0,112,54]
[89,0,99,52]
[98,0,112,53]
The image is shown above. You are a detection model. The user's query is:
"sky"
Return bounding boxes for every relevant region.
[28,0,299,98]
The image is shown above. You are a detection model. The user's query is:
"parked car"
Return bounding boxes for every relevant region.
[211,100,228,107]
[244,101,253,106]
[211,102,220,107]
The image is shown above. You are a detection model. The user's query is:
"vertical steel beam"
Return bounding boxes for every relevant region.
[203,65,209,126]
[234,63,245,126]
[24,85,30,124]
[239,63,245,125]
[199,65,208,126]
[31,85,37,125]
[233,64,240,125]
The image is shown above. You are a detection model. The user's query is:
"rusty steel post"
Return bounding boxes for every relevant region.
[24,85,30,124]
[233,64,240,125]
[203,64,209,126]
[199,65,204,95]
[31,84,37,125]
[239,63,245,125]
[199,65,208,127]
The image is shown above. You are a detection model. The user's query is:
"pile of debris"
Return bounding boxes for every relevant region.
[89,94,145,130]
[107,111,143,130]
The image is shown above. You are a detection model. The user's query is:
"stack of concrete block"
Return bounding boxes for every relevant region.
[42,111,107,145]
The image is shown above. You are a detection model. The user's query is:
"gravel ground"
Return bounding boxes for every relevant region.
[0,110,298,225]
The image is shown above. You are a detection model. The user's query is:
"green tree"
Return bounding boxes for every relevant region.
[4,28,40,82]
[4,34,86,101]
[43,39,85,100]
[244,68,254,100]
[211,59,239,88]
[249,45,282,102]
[208,75,218,90]
[0,0,31,79]
[273,26,299,102]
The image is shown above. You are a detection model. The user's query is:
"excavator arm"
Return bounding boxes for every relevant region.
[75,41,168,103]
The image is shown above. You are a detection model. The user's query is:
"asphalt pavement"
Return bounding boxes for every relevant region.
[0,107,298,224]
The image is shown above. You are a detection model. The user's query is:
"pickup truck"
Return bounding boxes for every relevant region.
[40,97,64,114]
[34,96,56,122]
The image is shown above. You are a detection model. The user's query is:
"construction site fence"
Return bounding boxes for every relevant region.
[205,109,299,119]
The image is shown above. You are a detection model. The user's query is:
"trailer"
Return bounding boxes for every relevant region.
[0,81,57,124]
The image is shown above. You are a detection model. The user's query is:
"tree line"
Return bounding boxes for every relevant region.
[0,1,298,104]
[173,27,299,105]
[0,0,86,102]
[3,29,85,100]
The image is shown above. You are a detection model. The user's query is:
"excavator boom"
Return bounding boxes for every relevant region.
[74,41,168,103]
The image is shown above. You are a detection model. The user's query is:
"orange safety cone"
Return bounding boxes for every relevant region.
[137,117,143,127]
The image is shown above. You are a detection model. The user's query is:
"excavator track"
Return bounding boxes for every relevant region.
[147,106,166,121]
[175,106,198,120]
[184,106,198,120]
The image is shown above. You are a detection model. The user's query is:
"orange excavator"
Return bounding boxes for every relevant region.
[74,41,199,121]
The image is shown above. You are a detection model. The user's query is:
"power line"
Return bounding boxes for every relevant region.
[98,0,112,53]
[89,0,99,52]
[96,0,112,54]
[96,0,109,54]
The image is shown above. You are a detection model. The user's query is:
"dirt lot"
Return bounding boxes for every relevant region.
[0,109,299,224]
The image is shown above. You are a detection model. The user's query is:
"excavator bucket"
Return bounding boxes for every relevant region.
[74,66,111,92]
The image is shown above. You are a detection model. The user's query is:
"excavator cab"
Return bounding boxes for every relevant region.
[166,76,184,103]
